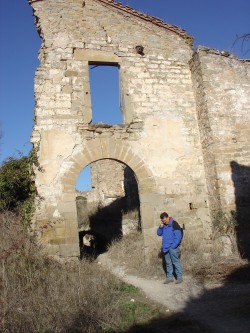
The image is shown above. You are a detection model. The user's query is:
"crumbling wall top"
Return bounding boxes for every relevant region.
[195,46,250,62]
[28,0,193,46]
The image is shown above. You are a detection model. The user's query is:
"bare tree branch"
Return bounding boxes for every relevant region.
[232,33,250,56]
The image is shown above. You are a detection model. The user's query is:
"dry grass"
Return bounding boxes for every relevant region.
[1,213,120,332]
[1,212,211,333]
[180,230,247,282]
[1,212,243,332]
[108,231,165,279]
[107,229,245,283]
[0,212,160,333]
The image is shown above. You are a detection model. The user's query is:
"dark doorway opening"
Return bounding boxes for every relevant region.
[76,160,141,260]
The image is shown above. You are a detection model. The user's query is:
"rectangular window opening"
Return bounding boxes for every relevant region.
[88,63,122,125]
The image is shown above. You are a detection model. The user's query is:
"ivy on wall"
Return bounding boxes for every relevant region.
[0,147,42,226]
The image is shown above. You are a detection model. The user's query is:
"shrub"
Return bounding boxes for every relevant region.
[0,155,30,210]
[212,211,237,238]
[0,212,169,333]
[210,211,239,256]
[0,148,40,226]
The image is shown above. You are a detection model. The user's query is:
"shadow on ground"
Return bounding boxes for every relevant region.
[64,262,250,333]
[114,263,250,333]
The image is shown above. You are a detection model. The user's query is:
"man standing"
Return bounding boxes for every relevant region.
[157,212,183,284]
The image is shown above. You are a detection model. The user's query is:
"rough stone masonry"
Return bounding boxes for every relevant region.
[29,0,250,259]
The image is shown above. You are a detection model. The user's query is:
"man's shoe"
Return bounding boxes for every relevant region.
[163,278,174,284]
[175,278,183,284]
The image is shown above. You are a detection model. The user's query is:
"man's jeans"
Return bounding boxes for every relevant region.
[164,247,182,279]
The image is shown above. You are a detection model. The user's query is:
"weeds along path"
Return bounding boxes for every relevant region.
[97,253,250,333]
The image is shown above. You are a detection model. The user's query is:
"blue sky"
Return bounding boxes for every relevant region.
[0,0,249,189]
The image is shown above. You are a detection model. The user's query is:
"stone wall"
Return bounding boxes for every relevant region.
[191,47,250,257]
[91,159,125,203]
[29,0,250,259]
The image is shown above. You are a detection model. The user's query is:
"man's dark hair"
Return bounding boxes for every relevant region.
[160,212,168,219]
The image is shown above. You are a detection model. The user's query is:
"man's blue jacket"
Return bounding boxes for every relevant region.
[157,217,182,253]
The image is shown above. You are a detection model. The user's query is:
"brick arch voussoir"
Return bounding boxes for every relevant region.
[61,138,156,194]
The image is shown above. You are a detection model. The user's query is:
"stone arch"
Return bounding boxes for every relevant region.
[60,138,160,258]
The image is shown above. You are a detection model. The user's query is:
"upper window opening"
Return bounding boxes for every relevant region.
[89,63,122,125]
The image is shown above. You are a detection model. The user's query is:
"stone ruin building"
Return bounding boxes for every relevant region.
[29,0,250,259]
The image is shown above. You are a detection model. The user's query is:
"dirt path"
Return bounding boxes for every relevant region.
[98,254,250,333]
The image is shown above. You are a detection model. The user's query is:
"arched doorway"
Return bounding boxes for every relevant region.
[59,138,159,259]
[76,159,141,259]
